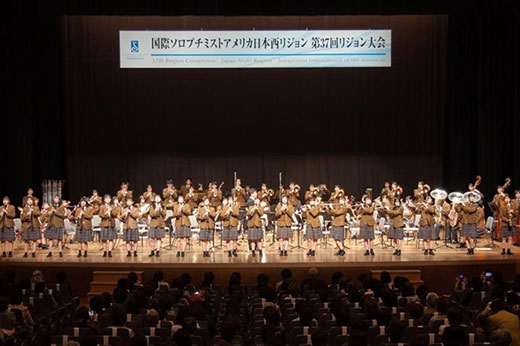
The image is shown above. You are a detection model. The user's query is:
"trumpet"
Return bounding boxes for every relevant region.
[422,184,431,194]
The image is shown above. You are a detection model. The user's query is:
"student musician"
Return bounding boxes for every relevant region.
[329,185,345,204]
[99,194,118,257]
[220,197,240,257]
[45,196,68,257]
[163,179,178,201]
[275,195,294,256]
[512,190,520,238]
[380,182,391,199]
[246,198,264,257]
[117,182,133,205]
[21,188,36,207]
[287,182,301,208]
[73,197,94,257]
[142,184,156,204]
[303,199,322,257]
[0,196,16,258]
[414,181,430,203]
[499,195,515,255]
[390,182,403,202]
[121,197,139,257]
[149,195,166,257]
[19,197,40,257]
[185,187,198,210]
[179,178,193,198]
[208,182,223,208]
[476,201,486,238]
[304,184,318,204]
[327,196,348,256]
[386,198,404,256]
[231,178,247,207]
[197,197,216,257]
[88,190,102,212]
[358,197,376,256]
[174,195,191,257]
[259,183,274,206]
[418,197,436,255]
[461,192,478,255]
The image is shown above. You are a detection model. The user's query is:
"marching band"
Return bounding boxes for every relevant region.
[0,176,519,259]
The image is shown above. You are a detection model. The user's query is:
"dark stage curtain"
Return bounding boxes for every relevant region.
[61,15,447,200]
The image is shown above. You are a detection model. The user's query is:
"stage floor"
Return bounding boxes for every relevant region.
[2,239,518,297]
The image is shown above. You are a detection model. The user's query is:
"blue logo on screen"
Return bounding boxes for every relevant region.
[130,40,139,53]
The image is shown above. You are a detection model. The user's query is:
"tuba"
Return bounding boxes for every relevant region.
[430,189,447,201]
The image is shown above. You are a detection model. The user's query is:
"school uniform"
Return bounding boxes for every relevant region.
[500,205,515,237]
[305,206,322,240]
[75,206,94,243]
[328,205,348,241]
[461,202,478,238]
[123,206,139,241]
[220,204,239,241]
[418,205,436,240]
[116,190,133,203]
[197,206,216,242]
[275,203,294,239]
[358,205,375,240]
[149,203,167,239]
[21,206,41,241]
[162,187,178,201]
[99,203,118,240]
[45,205,66,240]
[0,205,16,242]
[387,206,404,240]
[174,203,192,238]
[246,205,264,241]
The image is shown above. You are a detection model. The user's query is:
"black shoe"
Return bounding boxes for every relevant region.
[280,250,284,256]
[306,250,312,256]
[181,252,185,257]
[103,251,107,257]
[507,249,513,255]
[429,249,435,256]
[1,252,6,258]
[467,249,471,255]
[31,253,36,258]
[502,249,506,255]
[233,249,238,257]
[127,251,132,257]
[149,251,155,257]
[284,250,288,256]
[108,251,112,257]
[370,249,375,256]
[23,252,28,258]
[156,251,160,257]
[176,251,180,257]
[8,252,12,257]
[338,249,345,256]
[392,250,398,255]
[424,249,428,255]
[252,250,256,257]
[259,250,263,256]
[470,248,475,255]
[77,251,82,257]
[47,252,52,257]
[59,252,63,257]
[228,251,232,257]
[397,250,401,256]
[364,250,370,256]
[84,251,87,257]
[334,250,341,256]
[311,250,315,256]
[133,251,137,257]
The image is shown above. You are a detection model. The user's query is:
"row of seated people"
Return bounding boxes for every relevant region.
[1,268,520,346]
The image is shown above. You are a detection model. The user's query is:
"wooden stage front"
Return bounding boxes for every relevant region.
[2,238,519,298]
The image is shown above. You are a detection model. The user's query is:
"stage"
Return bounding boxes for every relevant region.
[2,239,518,298]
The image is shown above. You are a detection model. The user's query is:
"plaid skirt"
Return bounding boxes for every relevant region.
[23,227,40,241]
[222,227,238,241]
[199,228,213,242]
[387,226,404,240]
[305,225,322,240]
[101,227,118,240]
[501,225,515,237]
[461,224,477,238]
[76,228,93,243]
[277,226,293,239]
[330,226,345,241]
[359,225,375,240]
[124,228,139,242]
[0,227,15,242]
[149,226,165,239]
[45,226,64,240]
[175,225,191,238]
[418,226,434,240]
[248,227,263,241]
